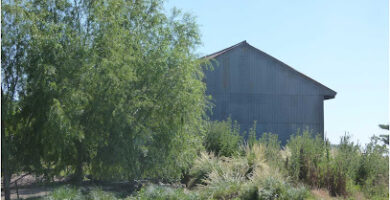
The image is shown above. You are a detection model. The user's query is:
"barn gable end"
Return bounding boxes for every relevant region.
[203,41,336,144]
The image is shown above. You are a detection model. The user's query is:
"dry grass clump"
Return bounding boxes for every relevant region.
[186,143,307,199]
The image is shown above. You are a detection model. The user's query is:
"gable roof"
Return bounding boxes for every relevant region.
[202,41,336,100]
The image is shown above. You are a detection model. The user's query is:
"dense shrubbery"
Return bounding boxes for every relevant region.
[357,136,389,197]
[192,121,388,199]
[286,130,389,199]
[43,128,388,199]
[45,143,309,200]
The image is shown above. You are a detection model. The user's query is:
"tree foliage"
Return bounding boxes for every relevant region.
[2,0,208,190]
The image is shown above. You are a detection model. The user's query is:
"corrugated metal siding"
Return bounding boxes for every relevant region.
[205,44,326,144]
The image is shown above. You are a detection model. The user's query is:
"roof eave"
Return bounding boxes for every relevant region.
[324,92,337,100]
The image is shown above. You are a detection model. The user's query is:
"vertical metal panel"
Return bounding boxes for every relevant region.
[205,44,326,144]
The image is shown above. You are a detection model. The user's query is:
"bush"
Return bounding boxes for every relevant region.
[285,130,389,198]
[188,149,252,188]
[45,187,119,200]
[132,185,199,200]
[286,130,350,196]
[356,136,389,199]
[203,118,242,157]
[89,189,118,200]
[44,186,83,200]
[327,134,361,196]
[186,142,308,200]
[258,177,308,200]
[286,130,328,185]
[187,151,220,187]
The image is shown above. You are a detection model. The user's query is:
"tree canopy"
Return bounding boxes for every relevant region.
[2,3,208,198]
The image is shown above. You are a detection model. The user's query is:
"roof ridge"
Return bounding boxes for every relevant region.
[201,40,246,59]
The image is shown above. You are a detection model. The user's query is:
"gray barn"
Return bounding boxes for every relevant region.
[203,41,336,144]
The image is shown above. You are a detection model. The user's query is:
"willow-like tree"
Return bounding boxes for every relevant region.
[84,0,208,180]
[2,1,207,198]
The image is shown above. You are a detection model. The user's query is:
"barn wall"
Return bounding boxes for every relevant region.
[204,44,326,144]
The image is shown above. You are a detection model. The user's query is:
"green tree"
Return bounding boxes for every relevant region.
[84,1,207,180]
[2,1,208,196]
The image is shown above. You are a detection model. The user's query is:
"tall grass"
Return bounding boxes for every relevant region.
[186,143,308,199]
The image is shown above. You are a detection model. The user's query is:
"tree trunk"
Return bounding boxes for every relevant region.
[2,114,11,200]
[3,171,11,200]
[72,141,84,183]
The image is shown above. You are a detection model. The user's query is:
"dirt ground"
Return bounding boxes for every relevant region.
[1,174,57,199]
[1,174,139,200]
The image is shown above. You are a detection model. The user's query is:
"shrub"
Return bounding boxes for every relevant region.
[328,134,361,196]
[244,143,273,181]
[286,130,351,196]
[89,189,118,200]
[132,185,199,200]
[356,136,389,199]
[335,134,361,181]
[204,156,249,185]
[187,151,220,187]
[189,150,251,188]
[44,186,82,200]
[286,129,328,185]
[258,177,308,200]
[200,181,246,199]
[203,118,242,157]
[45,187,119,200]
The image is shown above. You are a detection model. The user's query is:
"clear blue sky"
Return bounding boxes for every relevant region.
[165,0,389,145]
